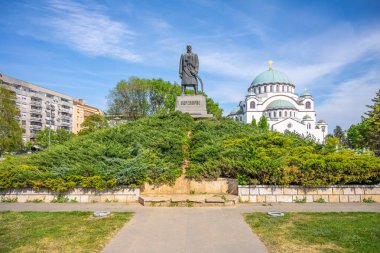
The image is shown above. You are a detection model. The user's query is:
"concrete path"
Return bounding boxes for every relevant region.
[2,203,380,253]
[1,202,379,212]
[101,208,267,253]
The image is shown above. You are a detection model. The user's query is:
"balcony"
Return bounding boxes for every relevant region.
[30,117,43,122]
[60,115,72,120]
[31,101,42,106]
[30,109,42,114]
[31,94,43,100]
[59,108,71,113]
[30,125,42,130]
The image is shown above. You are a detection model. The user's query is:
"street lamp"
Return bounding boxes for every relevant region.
[321,125,326,144]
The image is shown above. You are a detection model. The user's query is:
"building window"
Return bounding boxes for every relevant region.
[307,123,311,129]
[287,123,292,128]
[270,86,273,92]
[282,85,285,92]
[306,101,311,109]
[285,111,287,117]
[279,111,282,117]
[268,112,271,118]
[274,111,277,118]
[250,101,255,109]
[276,85,279,92]
[264,86,267,92]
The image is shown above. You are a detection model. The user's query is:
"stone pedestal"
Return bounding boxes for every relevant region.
[175,95,213,119]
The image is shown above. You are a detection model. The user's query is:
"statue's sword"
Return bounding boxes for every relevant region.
[195,74,204,93]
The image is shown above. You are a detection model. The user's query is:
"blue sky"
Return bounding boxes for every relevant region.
[1,0,380,130]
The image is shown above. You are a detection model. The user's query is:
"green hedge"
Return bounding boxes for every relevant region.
[0,112,379,192]
[187,119,380,186]
[0,112,193,192]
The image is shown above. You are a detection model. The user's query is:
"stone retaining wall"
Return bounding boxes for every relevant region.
[143,177,238,195]
[238,185,380,203]
[0,188,140,203]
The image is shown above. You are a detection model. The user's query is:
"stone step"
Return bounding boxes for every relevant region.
[139,194,238,207]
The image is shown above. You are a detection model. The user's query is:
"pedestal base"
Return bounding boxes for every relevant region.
[175,95,213,119]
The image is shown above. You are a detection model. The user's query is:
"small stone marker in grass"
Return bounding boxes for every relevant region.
[267,212,285,217]
[93,211,111,217]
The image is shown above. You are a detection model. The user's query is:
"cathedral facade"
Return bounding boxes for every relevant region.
[228,63,328,143]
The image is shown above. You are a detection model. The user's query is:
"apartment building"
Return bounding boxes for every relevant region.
[73,99,103,134]
[0,73,74,142]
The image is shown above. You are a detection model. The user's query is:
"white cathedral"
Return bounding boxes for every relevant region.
[228,61,328,143]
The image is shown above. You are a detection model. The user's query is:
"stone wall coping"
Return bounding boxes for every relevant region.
[238,185,380,188]
[0,187,139,195]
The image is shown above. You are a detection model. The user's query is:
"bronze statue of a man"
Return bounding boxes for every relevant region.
[179,45,199,94]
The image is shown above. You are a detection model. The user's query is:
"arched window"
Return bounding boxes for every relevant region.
[270,86,273,92]
[307,123,311,129]
[285,111,287,117]
[268,112,271,118]
[276,85,279,92]
[282,86,285,92]
[279,111,282,117]
[287,86,290,92]
[264,86,267,92]
[306,101,311,109]
[274,111,277,118]
[250,101,255,109]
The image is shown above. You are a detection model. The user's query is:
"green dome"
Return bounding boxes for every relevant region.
[247,90,256,96]
[301,90,311,97]
[230,105,243,115]
[303,115,312,120]
[250,69,292,87]
[266,100,296,110]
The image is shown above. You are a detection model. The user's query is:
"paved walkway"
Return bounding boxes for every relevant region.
[102,208,267,253]
[1,203,379,253]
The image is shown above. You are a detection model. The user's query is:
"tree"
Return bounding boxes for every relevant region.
[252,118,257,128]
[206,96,223,119]
[346,90,380,154]
[79,114,109,135]
[107,77,223,120]
[325,136,340,150]
[258,116,269,130]
[333,125,346,146]
[364,89,380,154]
[107,78,180,120]
[0,85,22,156]
[35,128,74,148]
[346,122,370,150]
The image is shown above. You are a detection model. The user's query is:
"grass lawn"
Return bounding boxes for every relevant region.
[244,212,380,253]
[0,211,133,253]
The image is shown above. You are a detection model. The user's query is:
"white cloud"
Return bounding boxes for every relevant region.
[42,0,141,62]
[279,24,380,87]
[316,71,380,130]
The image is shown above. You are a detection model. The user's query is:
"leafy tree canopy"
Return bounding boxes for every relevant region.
[0,85,22,156]
[107,77,223,119]
[35,128,75,148]
[258,115,269,130]
[79,114,109,135]
[344,89,380,154]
